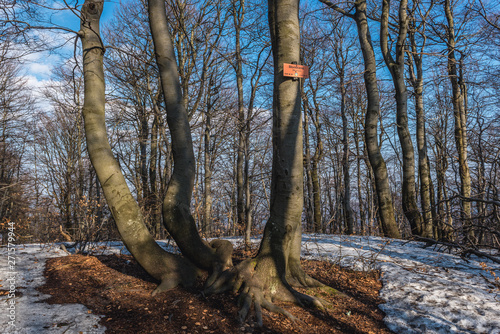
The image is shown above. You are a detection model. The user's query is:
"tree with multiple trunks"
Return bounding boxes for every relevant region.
[80,0,334,324]
[319,0,401,238]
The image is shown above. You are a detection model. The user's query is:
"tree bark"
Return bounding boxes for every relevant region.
[407,7,435,238]
[80,0,198,294]
[380,0,423,237]
[353,0,400,238]
[206,1,329,322]
[444,0,473,237]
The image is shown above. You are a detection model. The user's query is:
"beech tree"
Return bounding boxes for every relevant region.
[444,0,473,237]
[78,0,331,323]
[320,0,401,238]
[407,0,436,239]
[380,0,424,236]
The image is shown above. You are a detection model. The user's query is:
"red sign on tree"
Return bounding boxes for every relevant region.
[283,63,309,79]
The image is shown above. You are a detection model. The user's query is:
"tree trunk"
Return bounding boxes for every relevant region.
[353,0,400,238]
[380,0,423,237]
[206,1,330,321]
[149,97,161,238]
[444,0,473,238]
[302,99,314,231]
[148,0,223,272]
[80,0,198,294]
[203,80,213,236]
[433,107,453,241]
[150,0,235,284]
[355,116,365,235]
[340,70,354,235]
[310,105,323,233]
[234,0,246,236]
[407,10,435,238]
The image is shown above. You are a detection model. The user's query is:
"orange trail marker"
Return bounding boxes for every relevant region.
[283,63,309,79]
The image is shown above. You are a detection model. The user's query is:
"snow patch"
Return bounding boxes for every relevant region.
[301,235,500,334]
[0,244,105,334]
[1,235,499,333]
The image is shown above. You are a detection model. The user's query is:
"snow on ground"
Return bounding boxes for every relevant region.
[0,244,105,334]
[1,235,499,333]
[300,235,500,334]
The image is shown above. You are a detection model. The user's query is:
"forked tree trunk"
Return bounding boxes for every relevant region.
[80,0,198,293]
[380,0,423,236]
[148,0,232,273]
[354,0,400,238]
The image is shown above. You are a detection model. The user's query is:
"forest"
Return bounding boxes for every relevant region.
[1,0,499,251]
[0,0,500,330]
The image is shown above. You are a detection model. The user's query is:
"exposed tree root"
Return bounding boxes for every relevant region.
[203,255,342,327]
[205,239,234,288]
[151,255,200,296]
[237,286,299,327]
[151,238,234,296]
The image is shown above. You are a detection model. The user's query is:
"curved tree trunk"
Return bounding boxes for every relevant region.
[148,0,232,274]
[380,0,423,237]
[80,0,198,294]
[354,0,400,238]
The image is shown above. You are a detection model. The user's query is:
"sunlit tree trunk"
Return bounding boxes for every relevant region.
[81,0,198,293]
[339,66,354,235]
[444,0,473,238]
[407,7,435,238]
[353,0,400,238]
[380,0,423,237]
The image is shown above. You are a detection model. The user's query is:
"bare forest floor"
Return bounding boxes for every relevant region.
[38,246,392,334]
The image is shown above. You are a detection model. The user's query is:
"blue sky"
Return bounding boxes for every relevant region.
[21,1,121,108]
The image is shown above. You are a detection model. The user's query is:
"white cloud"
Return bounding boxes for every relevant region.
[27,61,53,78]
[23,74,54,111]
